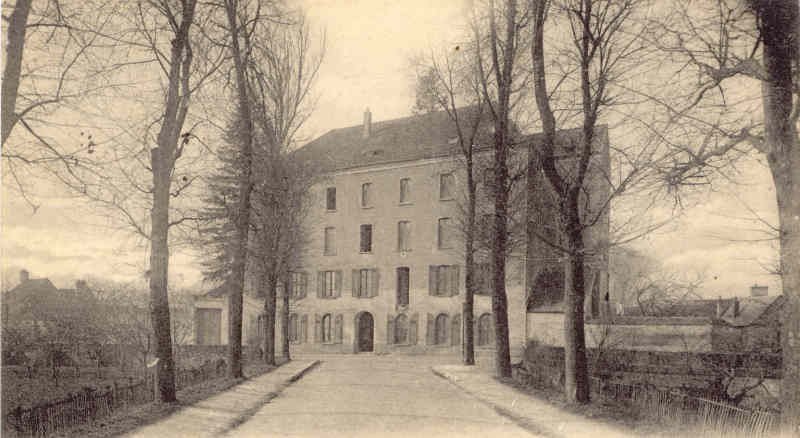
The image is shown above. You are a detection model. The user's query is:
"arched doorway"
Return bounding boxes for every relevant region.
[356,312,374,352]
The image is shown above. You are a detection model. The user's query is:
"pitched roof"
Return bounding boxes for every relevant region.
[720,295,784,327]
[623,298,734,318]
[293,109,488,173]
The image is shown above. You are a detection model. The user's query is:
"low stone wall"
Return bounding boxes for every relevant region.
[522,341,782,384]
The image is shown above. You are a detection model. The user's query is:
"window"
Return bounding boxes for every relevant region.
[289,314,299,342]
[360,224,372,253]
[397,221,411,251]
[400,178,411,203]
[429,265,460,296]
[435,314,449,345]
[324,227,336,255]
[318,270,341,298]
[477,313,493,346]
[326,187,336,210]
[352,268,379,298]
[394,314,409,344]
[322,314,332,343]
[290,272,308,298]
[361,182,372,208]
[438,217,453,249]
[397,267,410,306]
[440,173,455,200]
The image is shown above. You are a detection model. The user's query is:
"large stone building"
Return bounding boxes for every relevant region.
[279,108,610,355]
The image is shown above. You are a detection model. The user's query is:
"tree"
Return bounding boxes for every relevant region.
[644,0,799,430]
[412,55,489,365]
[530,0,660,403]
[2,0,122,206]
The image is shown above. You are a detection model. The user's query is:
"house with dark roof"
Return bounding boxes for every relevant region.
[2,269,100,364]
[253,108,612,355]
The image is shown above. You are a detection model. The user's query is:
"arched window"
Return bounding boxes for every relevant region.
[394,314,409,344]
[435,314,449,345]
[289,314,299,342]
[322,314,332,343]
[477,313,493,346]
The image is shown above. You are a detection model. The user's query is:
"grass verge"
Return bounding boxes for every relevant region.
[45,359,287,438]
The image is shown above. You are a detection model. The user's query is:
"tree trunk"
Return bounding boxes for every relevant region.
[492,123,512,379]
[1,0,31,146]
[755,1,800,433]
[562,197,590,403]
[225,0,255,379]
[463,167,476,366]
[263,270,277,366]
[149,147,177,402]
[281,277,291,360]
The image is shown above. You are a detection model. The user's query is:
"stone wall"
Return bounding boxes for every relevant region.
[521,340,782,383]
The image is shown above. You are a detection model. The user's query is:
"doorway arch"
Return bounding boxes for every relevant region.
[355,312,374,352]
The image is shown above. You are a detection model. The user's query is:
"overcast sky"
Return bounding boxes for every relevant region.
[1,0,781,298]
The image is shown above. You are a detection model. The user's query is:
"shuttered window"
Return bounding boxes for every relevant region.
[352,268,379,298]
[290,272,308,298]
[317,270,342,299]
[429,265,460,296]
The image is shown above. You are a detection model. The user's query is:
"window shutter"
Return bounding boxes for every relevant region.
[428,266,437,296]
[301,273,308,298]
[314,314,321,343]
[371,269,380,297]
[387,314,395,345]
[451,314,461,346]
[335,270,342,297]
[317,272,323,298]
[335,314,343,343]
[301,314,308,343]
[352,269,359,297]
[426,313,435,345]
[409,313,418,345]
[451,265,460,296]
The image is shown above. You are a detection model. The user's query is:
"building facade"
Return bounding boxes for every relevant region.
[282,109,610,355]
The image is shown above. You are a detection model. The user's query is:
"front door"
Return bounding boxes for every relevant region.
[357,312,374,352]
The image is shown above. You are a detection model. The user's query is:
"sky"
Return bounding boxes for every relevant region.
[1,0,781,298]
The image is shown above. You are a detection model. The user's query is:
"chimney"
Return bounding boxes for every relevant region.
[750,284,768,297]
[733,297,740,317]
[362,108,372,138]
[19,269,29,284]
[716,296,723,318]
[76,280,88,291]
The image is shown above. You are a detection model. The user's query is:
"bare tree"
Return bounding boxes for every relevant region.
[530,0,660,403]
[411,50,490,365]
[642,1,799,429]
